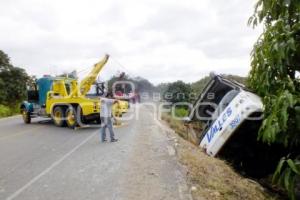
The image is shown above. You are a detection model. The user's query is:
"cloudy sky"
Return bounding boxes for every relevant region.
[0,0,261,84]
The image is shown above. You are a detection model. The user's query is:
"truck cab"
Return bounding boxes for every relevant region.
[20,76,88,125]
[20,76,54,122]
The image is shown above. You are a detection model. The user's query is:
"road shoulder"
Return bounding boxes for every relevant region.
[156,118,276,200]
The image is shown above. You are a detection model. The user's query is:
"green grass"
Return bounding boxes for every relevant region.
[173,107,189,118]
[161,112,188,139]
[0,104,19,118]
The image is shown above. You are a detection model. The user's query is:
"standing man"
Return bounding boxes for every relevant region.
[100,93,119,142]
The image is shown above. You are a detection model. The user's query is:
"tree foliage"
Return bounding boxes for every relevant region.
[155,83,169,95]
[0,50,29,106]
[191,76,211,95]
[156,75,246,104]
[248,0,300,198]
[0,50,12,71]
[163,81,192,104]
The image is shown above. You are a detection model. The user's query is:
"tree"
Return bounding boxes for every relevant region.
[155,83,169,96]
[248,1,300,198]
[0,50,29,105]
[163,81,192,104]
[191,76,211,95]
[0,50,12,71]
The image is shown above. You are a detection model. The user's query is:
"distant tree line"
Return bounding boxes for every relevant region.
[158,74,246,104]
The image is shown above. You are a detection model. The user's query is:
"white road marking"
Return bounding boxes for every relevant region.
[5,130,98,200]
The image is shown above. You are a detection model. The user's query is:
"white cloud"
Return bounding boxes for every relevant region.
[0,0,261,84]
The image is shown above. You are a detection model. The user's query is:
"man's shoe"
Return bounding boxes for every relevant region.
[111,139,118,142]
[102,139,107,142]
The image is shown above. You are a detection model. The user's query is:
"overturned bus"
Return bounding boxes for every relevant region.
[186,74,286,177]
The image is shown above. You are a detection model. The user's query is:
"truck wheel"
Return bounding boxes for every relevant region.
[53,107,66,127]
[21,109,31,124]
[66,107,77,129]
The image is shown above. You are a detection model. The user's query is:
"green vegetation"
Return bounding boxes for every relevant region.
[163,80,192,103]
[249,0,300,198]
[155,82,169,97]
[0,50,29,118]
[190,76,211,95]
[173,107,189,118]
[158,75,246,105]
[0,104,20,118]
[161,113,187,139]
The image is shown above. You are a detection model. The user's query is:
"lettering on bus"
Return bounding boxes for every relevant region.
[206,107,233,143]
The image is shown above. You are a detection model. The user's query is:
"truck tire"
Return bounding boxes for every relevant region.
[21,108,31,124]
[65,107,77,129]
[53,106,66,127]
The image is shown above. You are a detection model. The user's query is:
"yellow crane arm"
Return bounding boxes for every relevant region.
[79,54,109,96]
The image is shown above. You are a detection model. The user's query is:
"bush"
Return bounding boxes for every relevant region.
[0,104,19,118]
[0,105,11,117]
[174,107,189,118]
[163,81,192,103]
[249,0,300,198]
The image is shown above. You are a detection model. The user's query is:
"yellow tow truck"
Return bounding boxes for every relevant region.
[20,55,128,128]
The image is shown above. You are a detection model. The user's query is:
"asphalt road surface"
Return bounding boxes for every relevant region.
[0,104,191,200]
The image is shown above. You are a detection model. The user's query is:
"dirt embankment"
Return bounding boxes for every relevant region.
[161,115,280,200]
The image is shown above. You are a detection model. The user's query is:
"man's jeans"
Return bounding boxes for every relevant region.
[100,117,115,141]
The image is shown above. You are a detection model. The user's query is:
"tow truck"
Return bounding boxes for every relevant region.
[20,55,128,128]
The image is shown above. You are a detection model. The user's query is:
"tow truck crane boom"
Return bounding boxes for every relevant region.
[78,54,109,97]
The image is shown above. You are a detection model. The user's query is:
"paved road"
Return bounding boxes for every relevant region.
[0,105,190,200]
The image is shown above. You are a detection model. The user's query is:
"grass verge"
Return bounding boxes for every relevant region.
[0,104,19,118]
